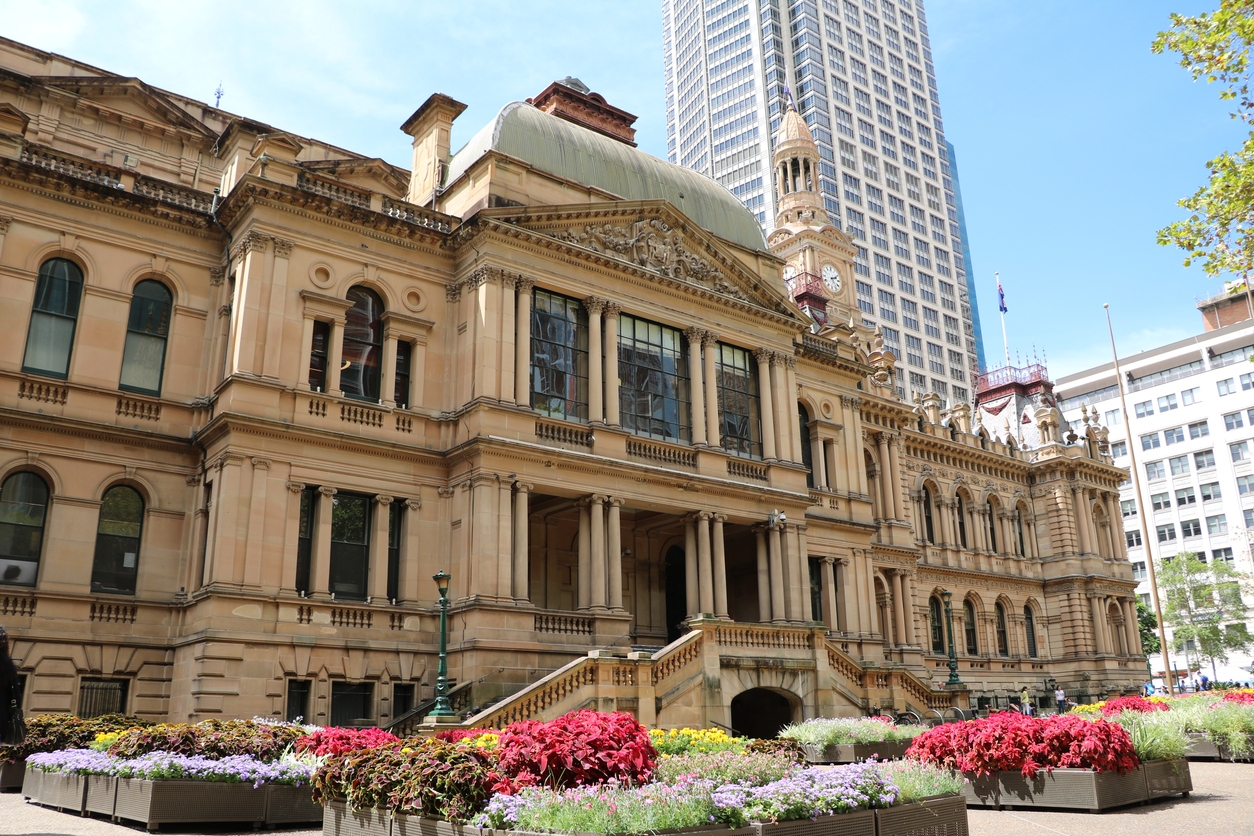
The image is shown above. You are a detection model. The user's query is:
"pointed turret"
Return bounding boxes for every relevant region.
[773,102,828,228]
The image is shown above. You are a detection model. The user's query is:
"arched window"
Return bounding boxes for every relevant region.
[0,472,50,586]
[91,486,144,594]
[921,485,935,544]
[23,257,84,379]
[929,596,945,653]
[956,494,968,549]
[119,280,173,395]
[341,287,384,402]
[1023,604,1038,658]
[987,499,998,553]
[799,404,814,488]
[995,602,1009,656]
[963,600,978,654]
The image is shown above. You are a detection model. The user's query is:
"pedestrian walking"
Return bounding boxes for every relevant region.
[1054,685,1066,712]
[1020,687,1031,716]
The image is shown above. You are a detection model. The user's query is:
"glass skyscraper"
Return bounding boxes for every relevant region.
[663,0,985,404]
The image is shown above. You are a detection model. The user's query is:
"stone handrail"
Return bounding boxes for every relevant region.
[712,623,814,650]
[468,655,598,730]
[626,438,696,468]
[651,630,704,685]
[824,641,863,689]
[535,613,594,635]
[535,420,593,448]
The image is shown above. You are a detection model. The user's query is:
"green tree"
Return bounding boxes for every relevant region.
[1156,551,1254,678]
[1153,2,1254,290]
[1137,599,1162,655]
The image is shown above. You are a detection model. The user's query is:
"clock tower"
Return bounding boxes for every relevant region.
[767,101,858,325]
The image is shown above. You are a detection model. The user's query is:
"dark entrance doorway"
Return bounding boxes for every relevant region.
[664,546,687,643]
[730,688,794,739]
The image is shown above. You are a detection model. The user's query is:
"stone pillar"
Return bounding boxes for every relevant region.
[824,439,842,493]
[887,435,903,516]
[810,426,827,489]
[590,494,607,610]
[798,524,812,622]
[326,320,345,397]
[1123,599,1141,656]
[901,572,916,645]
[577,500,591,610]
[754,348,777,459]
[754,525,771,622]
[784,356,802,462]
[843,397,867,495]
[834,558,850,632]
[513,483,531,601]
[1089,594,1107,654]
[297,314,316,391]
[380,336,398,408]
[1072,488,1089,555]
[684,516,699,617]
[697,511,715,614]
[243,458,270,587]
[603,303,621,427]
[686,328,707,446]
[607,498,623,611]
[891,570,908,648]
[401,498,421,603]
[770,353,791,462]
[369,495,393,601]
[712,513,729,618]
[821,557,838,630]
[875,434,892,517]
[312,486,336,597]
[768,523,786,622]
[515,279,533,408]
[585,298,604,424]
[937,498,954,549]
[702,332,721,447]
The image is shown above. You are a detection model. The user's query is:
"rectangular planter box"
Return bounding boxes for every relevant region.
[21,765,41,801]
[113,778,267,829]
[39,770,87,812]
[396,815,498,836]
[801,739,913,763]
[1141,758,1191,799]
[85,774,117,818]
[753,811,874,836]
[324,799,392,836]
[0,761,24,792]
[876,796,968,836]
[266,783,323,825]
[511,827,755,836]
[1185,734,1221,760]
[963,766,1148,812]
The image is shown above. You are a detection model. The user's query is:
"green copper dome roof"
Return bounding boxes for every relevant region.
[445,102,769,253]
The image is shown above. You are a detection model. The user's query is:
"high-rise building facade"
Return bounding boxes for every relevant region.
[662,0,983,405]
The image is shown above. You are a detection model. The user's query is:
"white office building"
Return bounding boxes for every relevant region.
[661,0,983,404]
[1055,320,1254,685]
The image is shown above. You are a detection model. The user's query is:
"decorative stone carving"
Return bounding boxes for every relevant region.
[209,267,225,286]
[272,238,295,258]
[286,482,305,493]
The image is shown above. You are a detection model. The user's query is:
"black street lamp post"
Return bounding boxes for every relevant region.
[427,570,457,722]
[941,589,964,687]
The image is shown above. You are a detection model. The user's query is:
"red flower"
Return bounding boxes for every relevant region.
[294,726,400,756]
[495,710,656,789]
[1099,696,1168,717]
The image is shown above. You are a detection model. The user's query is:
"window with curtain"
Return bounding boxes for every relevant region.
[0,472,49,586]
[715,343,761,458]
[394,341,412,409]
[963,600,978,654]
[929,596,945,653]
[956,494,967,548]
[921,485,935,543]
[309,321,330,392]
[328,492,370,600]
[987,500,998,552]
[618,314,690,443]
[1023,604,1038,657]
[119,280,173,395]
[995,602,1009,656]
[800,404,814,487]
[23,257,84,379]
[531,289,588,422]
[341,287,384,402]
[90,486,144,594]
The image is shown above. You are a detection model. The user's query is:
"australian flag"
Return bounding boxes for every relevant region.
[997,279,1007,314]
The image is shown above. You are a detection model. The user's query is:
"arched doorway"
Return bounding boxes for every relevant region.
[664,546,687,643]
[730,688,795,739]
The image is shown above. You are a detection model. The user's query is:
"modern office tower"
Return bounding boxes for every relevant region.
[663,0,983,404]
[947,140,985,371]
[1056,321,1254,685]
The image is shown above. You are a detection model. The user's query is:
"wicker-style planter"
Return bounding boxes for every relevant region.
[875,795,968,836]
[324,799,392,836]
[113,778,267,829]
[38,770,87,812]
[1141,758,1191,799]
[20,765,40,801]
[85,774,117,817]
[266,783,322,825]
[511,828,752,836]
[752,811,875,836]
[0,761,24,792]
[1185,734,1221,760]
[801,739,913,763]
[963,766,1148,812]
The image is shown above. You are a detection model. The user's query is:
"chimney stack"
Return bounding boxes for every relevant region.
[400,94,468,207]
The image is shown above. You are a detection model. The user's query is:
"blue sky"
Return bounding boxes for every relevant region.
[6,1,1243,378]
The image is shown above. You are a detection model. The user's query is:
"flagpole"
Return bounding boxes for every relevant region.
[1105,302,1175,695]
[997,271,1010,366]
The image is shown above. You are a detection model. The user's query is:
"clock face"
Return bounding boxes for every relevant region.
[821,264,841,293]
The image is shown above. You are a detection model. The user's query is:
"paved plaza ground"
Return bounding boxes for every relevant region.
[0,762,1252,836]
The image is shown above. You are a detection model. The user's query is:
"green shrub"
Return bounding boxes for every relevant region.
[780,717,926,747]
[882,760,964,802]
[652,750,799,786]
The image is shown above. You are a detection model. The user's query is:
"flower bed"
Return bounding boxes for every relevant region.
[0,712,150,790]
[779,718,923,765]
[650,727,748,756]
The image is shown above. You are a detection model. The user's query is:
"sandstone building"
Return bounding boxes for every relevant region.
[0,38,1141,734]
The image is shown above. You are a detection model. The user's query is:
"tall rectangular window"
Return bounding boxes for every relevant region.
[309,320,330,392]
[296,487,315,595]
[286,679,311,723]
[329,493,370,601]
[715,343,762,459]
[387,499,403,603]
[330,681,373,727]
[394,341,412,409]
[77,677,128,718]
[531,290,588,422]
[618,315,691,444]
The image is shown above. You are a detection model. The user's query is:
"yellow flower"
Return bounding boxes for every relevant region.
[401,747,413,754]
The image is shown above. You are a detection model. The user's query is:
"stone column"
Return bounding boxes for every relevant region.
[754,348,777,459]
[824,439,842,493]
[501,277,517,404]
[401,498,421,603]
[513,484,531,602]
[696,511,715,614]
[768,522,786,622]
[712,513,729,618]
[891,570,908,648]
[821,557,838,630]
[810,425,827,489]
[901,572,916,645]
[515,279,533,408]
[1089,594,1107,654]
[243,458,270,587]
[380,336,398,407]
[1123,599,1141,656]
[687,328,708,446]
[326,320,345,397]
[590,494,607,610]
[937,498,954,549]
[603,303,621,427]
[312,486,336,597]
[834,558,850,632]
[770,352,791,462]
[1072,488,1089,555]
[684,516,699,617]
[784,356,802,461]
[369,495,393,601]
[887,435,903,515]
[297,314,317,391]
[798,524,812,621]
[702,332,721,447]
[607,497,623,611]
[577,499,591,610]
[585,298,604,423]
[843,397,867,495]
[754,525,771,622]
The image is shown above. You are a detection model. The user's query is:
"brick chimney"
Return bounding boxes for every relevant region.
[527,77,637,146]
